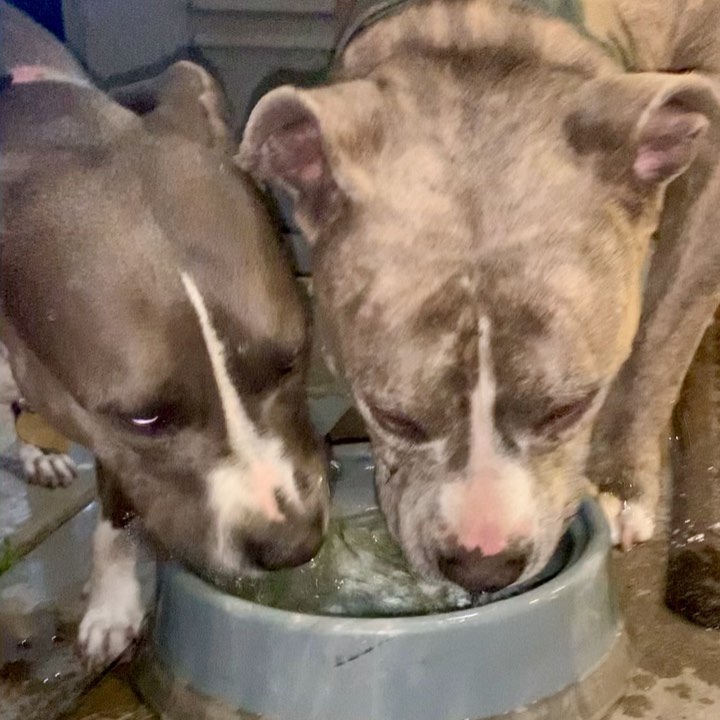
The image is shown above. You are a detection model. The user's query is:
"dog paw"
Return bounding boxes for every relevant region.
[598,492,655,550]
[19,443,77,487]
[77,598,144,671]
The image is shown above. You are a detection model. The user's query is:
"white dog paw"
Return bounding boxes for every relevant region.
[598,492,655,550]
[19,443,77,488]
[77,598,144,671]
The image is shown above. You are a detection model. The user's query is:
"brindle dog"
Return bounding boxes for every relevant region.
[240,0,720,594]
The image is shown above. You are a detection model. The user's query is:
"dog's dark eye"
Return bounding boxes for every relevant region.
[367,403,429,443]
[130,415,161,430]
[120,406,180,436]
[534,391,598,436]
[278,358,298,379]
[274,348,302,381]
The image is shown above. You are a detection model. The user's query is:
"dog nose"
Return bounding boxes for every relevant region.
[438,546,528,593]
[243,508,326,570]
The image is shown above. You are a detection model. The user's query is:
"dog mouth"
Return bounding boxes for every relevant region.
[374,459,576,594]
[432,517,574,597]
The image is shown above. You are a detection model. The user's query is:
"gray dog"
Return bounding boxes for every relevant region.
[240,0,720,594]
[1,2,329,667]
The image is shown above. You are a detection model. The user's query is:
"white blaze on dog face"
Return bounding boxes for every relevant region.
[181,272,301,569]
[440,319,536,560]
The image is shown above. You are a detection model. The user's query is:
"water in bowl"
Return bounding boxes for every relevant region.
[219,504,580,618]
[231,510,474,617]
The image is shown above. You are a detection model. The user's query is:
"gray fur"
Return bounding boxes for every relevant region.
[0,3,328,585]
[241,0,720,591]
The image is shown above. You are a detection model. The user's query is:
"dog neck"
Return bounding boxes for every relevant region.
[335,0,410,57]
[335,0,628,78]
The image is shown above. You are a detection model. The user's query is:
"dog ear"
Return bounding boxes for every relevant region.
[110,60,232,152]
[237,80,385,242]
[566,72,719,186]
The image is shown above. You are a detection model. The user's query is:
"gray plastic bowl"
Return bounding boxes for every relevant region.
[135,444,631,720]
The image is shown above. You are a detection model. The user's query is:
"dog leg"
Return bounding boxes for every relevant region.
[589,162,720,548]
[78,518,143,669]
[0,344,20,446]
[78,465,143,670]
[665,311,720,627]
[1,342,78,486]
[18,439,77,487]
[0,342,17,405]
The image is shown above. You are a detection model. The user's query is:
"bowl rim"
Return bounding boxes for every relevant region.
[159,496,609,633]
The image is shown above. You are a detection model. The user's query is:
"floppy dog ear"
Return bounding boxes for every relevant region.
[237,80,385,242]
[110,60,232,152]
[566,72,719,186]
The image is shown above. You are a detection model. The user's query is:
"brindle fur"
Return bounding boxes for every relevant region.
[241,0,720,587]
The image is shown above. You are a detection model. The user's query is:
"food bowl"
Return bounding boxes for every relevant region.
[134,443,631,720]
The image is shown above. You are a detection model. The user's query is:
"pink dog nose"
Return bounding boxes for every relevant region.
[449,471,534,556]
[456,521,511,557]
[438,545,529,593]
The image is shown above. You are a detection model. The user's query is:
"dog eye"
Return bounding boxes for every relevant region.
[278,358,298,378]
[367,403,429,443]
[131,415,160,429]
[534,391,598,436]
[121,406,179,436]
[275,348,302,380]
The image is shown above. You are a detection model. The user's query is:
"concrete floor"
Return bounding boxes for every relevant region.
[605,537,720,720]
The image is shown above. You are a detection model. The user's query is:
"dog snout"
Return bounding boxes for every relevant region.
[438,545,529,593]
[294,460,331,506]
[242,506,326,570]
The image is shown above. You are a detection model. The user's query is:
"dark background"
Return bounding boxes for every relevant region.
[8,0,64,40]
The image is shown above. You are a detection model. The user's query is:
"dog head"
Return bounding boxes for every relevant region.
[0,60,329,578]
[239,29,718,592]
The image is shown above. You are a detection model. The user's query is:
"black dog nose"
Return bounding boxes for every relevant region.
[438,546,528,593]
[243,509,325,571]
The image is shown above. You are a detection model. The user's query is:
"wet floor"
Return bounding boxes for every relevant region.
[61,671,155,720]
[42,534,720,720]
[2,345,719,718]
[606,535,720,719]
[0,442,95,557]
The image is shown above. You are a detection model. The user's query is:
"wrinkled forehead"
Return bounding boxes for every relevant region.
[478,259,617,392]
[354,71,619,242]
[329,245,618,398]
